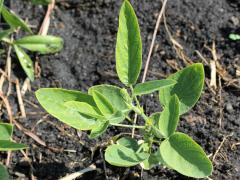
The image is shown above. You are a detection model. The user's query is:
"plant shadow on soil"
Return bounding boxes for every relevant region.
[0,0,239,179]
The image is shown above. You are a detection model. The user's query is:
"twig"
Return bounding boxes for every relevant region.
[13,119,46,147]
[231,142,240,150]
[204,44,239,88]
[1,40,13,165]
[21,78,31,95]
[195,50,209,65]
[163,11,193,66]
[0,92,14,124]
[209,42,217,89]
[39,0,55,35]
[132,0,168,138]
[131,114,138,138]
[16,79,26,118]
[142,0,168,82]
[20,150,37,180]
[6,151,11,166]
[23,99,39,109]
[212,133,233,162]
[59,164,97,180]
[6,36,13,96]
[218,76,223,129]
[210,60,217,89]
[100,148,108,180]
[0,92,14,166]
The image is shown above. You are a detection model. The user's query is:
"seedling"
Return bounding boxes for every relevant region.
[0,123,28,180]
[36,1,213,178]
[0,0,63,81]
[229,33,240,41]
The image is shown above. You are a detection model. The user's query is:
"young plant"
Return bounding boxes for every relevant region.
[36,0,213,178]
[0,0,63,81]
[229,33,240,41]
[0,123,28,180]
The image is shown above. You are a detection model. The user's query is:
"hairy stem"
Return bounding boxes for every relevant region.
[130,85,139,137]
[110,123,144,129]
[129,85,149,138]
[131,105,148,121]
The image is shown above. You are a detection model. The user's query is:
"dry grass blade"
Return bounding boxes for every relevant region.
[39,0,55,35]
[231,142,240,150]
[132,0,168,138]
[100,148,108,180]
[218,76,223,129]
[163,11,192,66]
[209,42,217,89]
[142,0,168,83]
[21,78,31,95]
[16,79,26,118]
[13,119,47,147]
[212,133,233,162]
[59,164,97,180]
[210,60,217,89]
[0,92,14,124]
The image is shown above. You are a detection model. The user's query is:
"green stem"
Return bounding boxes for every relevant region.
[110,123,144,129]
[129,85,149,121]
[129,85,141,107]
[129,86,149,139]
[131,105,148,121]
[126,116,133,123]
[136,143,145,153]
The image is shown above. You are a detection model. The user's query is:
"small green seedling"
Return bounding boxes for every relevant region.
[0,0,63,81]
[36,1,213,178]
[229,33,240,41]
[0,123,28,180]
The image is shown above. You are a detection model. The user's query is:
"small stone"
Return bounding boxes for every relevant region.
[230,16,239,26]
[225,103,234,113]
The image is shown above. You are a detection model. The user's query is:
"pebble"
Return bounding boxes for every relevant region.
[231,16,239,26]
[225,103,234,113]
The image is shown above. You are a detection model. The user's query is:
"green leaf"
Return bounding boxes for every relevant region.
[0,29,13,41]
[0,123,13,140]
[149,113,163,139]
[133,79,176,96]
[92,90,115,115]
[0,0,4,13]
[13,45,34,81]
[1,6,32,33]
[0,164,9,180]
[141,149,164,170]
[35,88,97,130]
[117,136,139,151]
[14,35,64,54]
[108,111,125,124]
[116,0,142,86]
[105,144,149,167]
[89,120,109,139]
[31,0,52,5]
[229,33,240,41]
[159,95,179,138]
[64,101,103,119]
[89,85,130,113]
[159,63,204,115]
[160,132,213,178]
[0,140,28,151]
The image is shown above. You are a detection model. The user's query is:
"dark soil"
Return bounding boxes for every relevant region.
[0,0,240,179]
